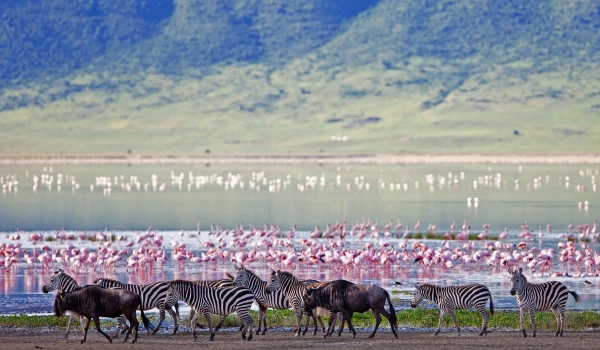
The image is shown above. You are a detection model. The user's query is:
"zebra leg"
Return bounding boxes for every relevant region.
[151,307,166,335]
[551,307,561,337]
[93,316,112,343]
[559,310,565,337]
[301,313,310,336]
[80,317,91,344]
[166,307,179,335]
[113,315,127,338]
[435,309,446,336]
[294,307,303,337]
[447,309,460,336]
[64,314,75,339]
[528,308,536,337]
[478,308,490,336]
[519,307,527,337]
[202,310,215,341]
[190,311,200,341]
[190,309,205,329]
[368,309,382,338]
[239,310,254,341]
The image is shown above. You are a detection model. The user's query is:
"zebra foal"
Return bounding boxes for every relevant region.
[410,283,494,336]
[508,267,580,337]
[165,280,255,341]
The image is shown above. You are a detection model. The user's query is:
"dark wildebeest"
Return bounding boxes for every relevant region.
[53,285,150,344]
[304,280,398,339]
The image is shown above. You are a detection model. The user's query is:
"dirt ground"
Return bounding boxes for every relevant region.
[2,329,600,350]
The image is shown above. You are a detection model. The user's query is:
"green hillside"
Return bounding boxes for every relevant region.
[1,0,599,156]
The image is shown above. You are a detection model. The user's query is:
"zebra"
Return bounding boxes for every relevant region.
[508,267,581,337]
[232,264,291,335]
[42,269,88,338]
[164,280,255,341]
[186,277,256,331]
[410,282,494,336]
[94,277,180,335]
[265,269,314,337]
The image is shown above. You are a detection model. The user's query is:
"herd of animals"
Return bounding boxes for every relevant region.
[44,265,581,343]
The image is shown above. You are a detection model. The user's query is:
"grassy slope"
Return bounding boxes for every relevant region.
[1,0,599,157]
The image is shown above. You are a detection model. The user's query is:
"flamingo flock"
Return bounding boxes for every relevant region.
[1,218,599,280]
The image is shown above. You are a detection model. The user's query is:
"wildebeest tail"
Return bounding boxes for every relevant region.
[140,309,154,332]
[489,293,494,317]
[569,290,581,303]
[384,290,398,327]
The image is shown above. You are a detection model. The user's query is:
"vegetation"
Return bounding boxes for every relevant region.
[1,0,599,156]
[3,310,600,331]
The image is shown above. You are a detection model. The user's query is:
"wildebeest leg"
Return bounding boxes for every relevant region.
[190,310,200,341]
[435,309,445,336]
[202,310,215,341]
[80,317,91,344]
[380,308,398,338]
[93,316,112,343]
[123,309,139,343]
[447,309,460,336]
[151,307,166,335]
[337,312,350,337]
[166,307,179,335]
[317,316,326,335]
[368,309,382,338]
[340,311,356,338]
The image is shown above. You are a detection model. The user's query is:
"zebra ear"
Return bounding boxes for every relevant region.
[518,267,523,274]
[241,264,246,270]
[507,267,513,275]
[234,264,240,271]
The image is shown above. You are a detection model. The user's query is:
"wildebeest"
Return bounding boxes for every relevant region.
[53,285,150,344]
[304,280,398,339]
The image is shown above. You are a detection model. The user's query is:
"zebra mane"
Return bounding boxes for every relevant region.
[96,277,124,285]
[242,267,264,282]
[57,272,80,286]
[278,271,301,283]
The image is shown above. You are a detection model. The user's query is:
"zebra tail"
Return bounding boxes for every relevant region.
[175,302,180,320]
[140,309,154,332]
[384,290,398,327]
[489,294,494,317]
[569,290,581,303]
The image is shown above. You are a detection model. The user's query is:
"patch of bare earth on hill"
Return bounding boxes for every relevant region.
[1,330,600,350]
[1,154,600,165]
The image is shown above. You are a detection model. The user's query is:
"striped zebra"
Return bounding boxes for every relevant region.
[265,269,313,337]
[94,278,180,335]
[410,282,494,336]
[187,278,254,331]
[42,269,87,338]
[508,267,580,337]
[165,280,255,341]
[232,264,291,335]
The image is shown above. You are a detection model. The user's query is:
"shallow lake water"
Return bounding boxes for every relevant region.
[0,163,598,315]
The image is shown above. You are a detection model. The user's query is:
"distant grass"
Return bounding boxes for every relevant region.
[3,310,600,331]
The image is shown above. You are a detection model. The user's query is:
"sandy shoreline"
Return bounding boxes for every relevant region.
[1,154,600,165]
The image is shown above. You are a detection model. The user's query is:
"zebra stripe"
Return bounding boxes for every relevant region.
[411,283,494,336]
[508,267,580,337]
[165,280,255,341]
[94,277,179,335]
[187,279,241,330]
[232,264,289,335]
[42,269,87,338]
[265,270,308,337]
